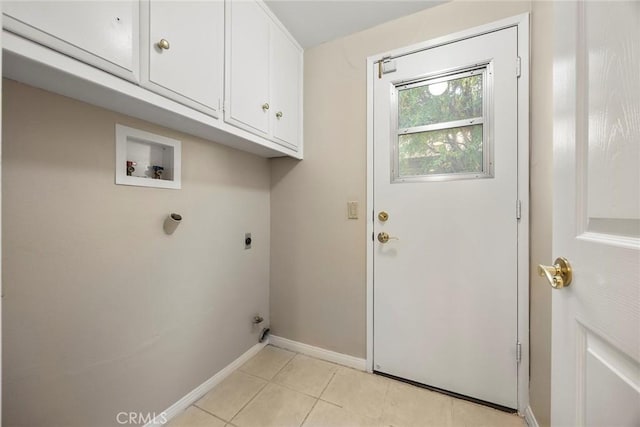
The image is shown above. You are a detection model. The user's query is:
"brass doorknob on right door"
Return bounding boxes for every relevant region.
[538,257,573,289]
[275,111,283,119]
[377,232,399,244]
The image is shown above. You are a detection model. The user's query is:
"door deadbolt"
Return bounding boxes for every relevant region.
[378,211,389,222]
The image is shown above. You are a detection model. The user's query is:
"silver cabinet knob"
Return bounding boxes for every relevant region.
[275,111,283,119]
[262,103,270,111]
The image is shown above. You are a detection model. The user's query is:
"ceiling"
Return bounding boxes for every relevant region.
[263,0,447,49]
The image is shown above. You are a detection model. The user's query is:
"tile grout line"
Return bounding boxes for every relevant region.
[266,350,331,401]
[190,405,230,425]
[449,392,455,425]
[227,379,270,425]
[228,346,298,425]
[238,368,274,382]
[315,367,351,409]
[377,375,393,425]
[270,378,326,400]
[191,404,225,422]
[317,397,343,408]
[318,370,337,400]
[191,370,269,423]
[315,369,393,425]
[270,347,298,379]
[237,345,297,382]
[298,397,320,427]
[314,369,357,410]
[270,353,342,400]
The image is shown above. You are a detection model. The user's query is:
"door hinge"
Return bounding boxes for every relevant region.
[516,200,522,220]
[516,342,522,363]
[378,56,397,79]
[516,56,522,78]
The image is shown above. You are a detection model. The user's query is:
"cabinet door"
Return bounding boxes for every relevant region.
[3,1,137,81]
[225,0,271,137]
[146,0,223,117]
[271,25,301,149]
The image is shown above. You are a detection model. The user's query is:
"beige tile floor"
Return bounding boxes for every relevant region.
[168,345,526,427]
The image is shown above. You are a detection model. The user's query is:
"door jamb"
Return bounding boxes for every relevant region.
[365,13,530,414]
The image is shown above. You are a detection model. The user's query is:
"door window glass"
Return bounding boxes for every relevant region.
[393,65,492,182]
[398,73,483,128]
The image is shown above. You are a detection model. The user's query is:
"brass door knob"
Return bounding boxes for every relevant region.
[538,257,572,289]
[276,111,283,119]
[157,39,170,50]
[262,103,270,111]
[377,232,399,244]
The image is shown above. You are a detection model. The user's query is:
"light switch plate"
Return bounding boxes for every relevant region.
[347,201,359,219]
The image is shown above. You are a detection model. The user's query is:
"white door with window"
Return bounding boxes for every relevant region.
[373,27,521,409]
[551,2,640,426]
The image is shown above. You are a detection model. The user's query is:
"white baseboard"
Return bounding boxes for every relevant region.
[145,341,267,427]
[269,335,366,371]
[524,405,540,427]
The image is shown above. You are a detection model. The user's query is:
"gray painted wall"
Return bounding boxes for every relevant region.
[2,80,271,426]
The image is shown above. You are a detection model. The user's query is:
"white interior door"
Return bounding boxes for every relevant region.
[373,27,520,409]
[551,2,640,426]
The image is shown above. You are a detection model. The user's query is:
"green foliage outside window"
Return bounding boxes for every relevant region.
[397,72,484,177]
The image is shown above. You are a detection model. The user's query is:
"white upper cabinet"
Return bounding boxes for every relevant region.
[271,26,302,149]
[225,0,303,150]
[225,0,271,137]
[142,0,224,117]
[2,0,303,158]
[3,1,138,81]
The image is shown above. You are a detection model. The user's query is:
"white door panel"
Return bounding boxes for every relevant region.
[3,1,137,79]
[552,2,640,426]
[271,25,301,149]
[147,0,223,115]
[373,27,519,408]
[226,0,270,136]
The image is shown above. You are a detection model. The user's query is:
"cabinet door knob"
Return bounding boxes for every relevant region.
[262,103,270,111]
[157,39,170,50]
[275,111,283,119]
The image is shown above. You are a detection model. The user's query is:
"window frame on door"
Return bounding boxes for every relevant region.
[391,62,494,183]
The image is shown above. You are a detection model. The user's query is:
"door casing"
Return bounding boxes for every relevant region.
[365,13,530,414]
